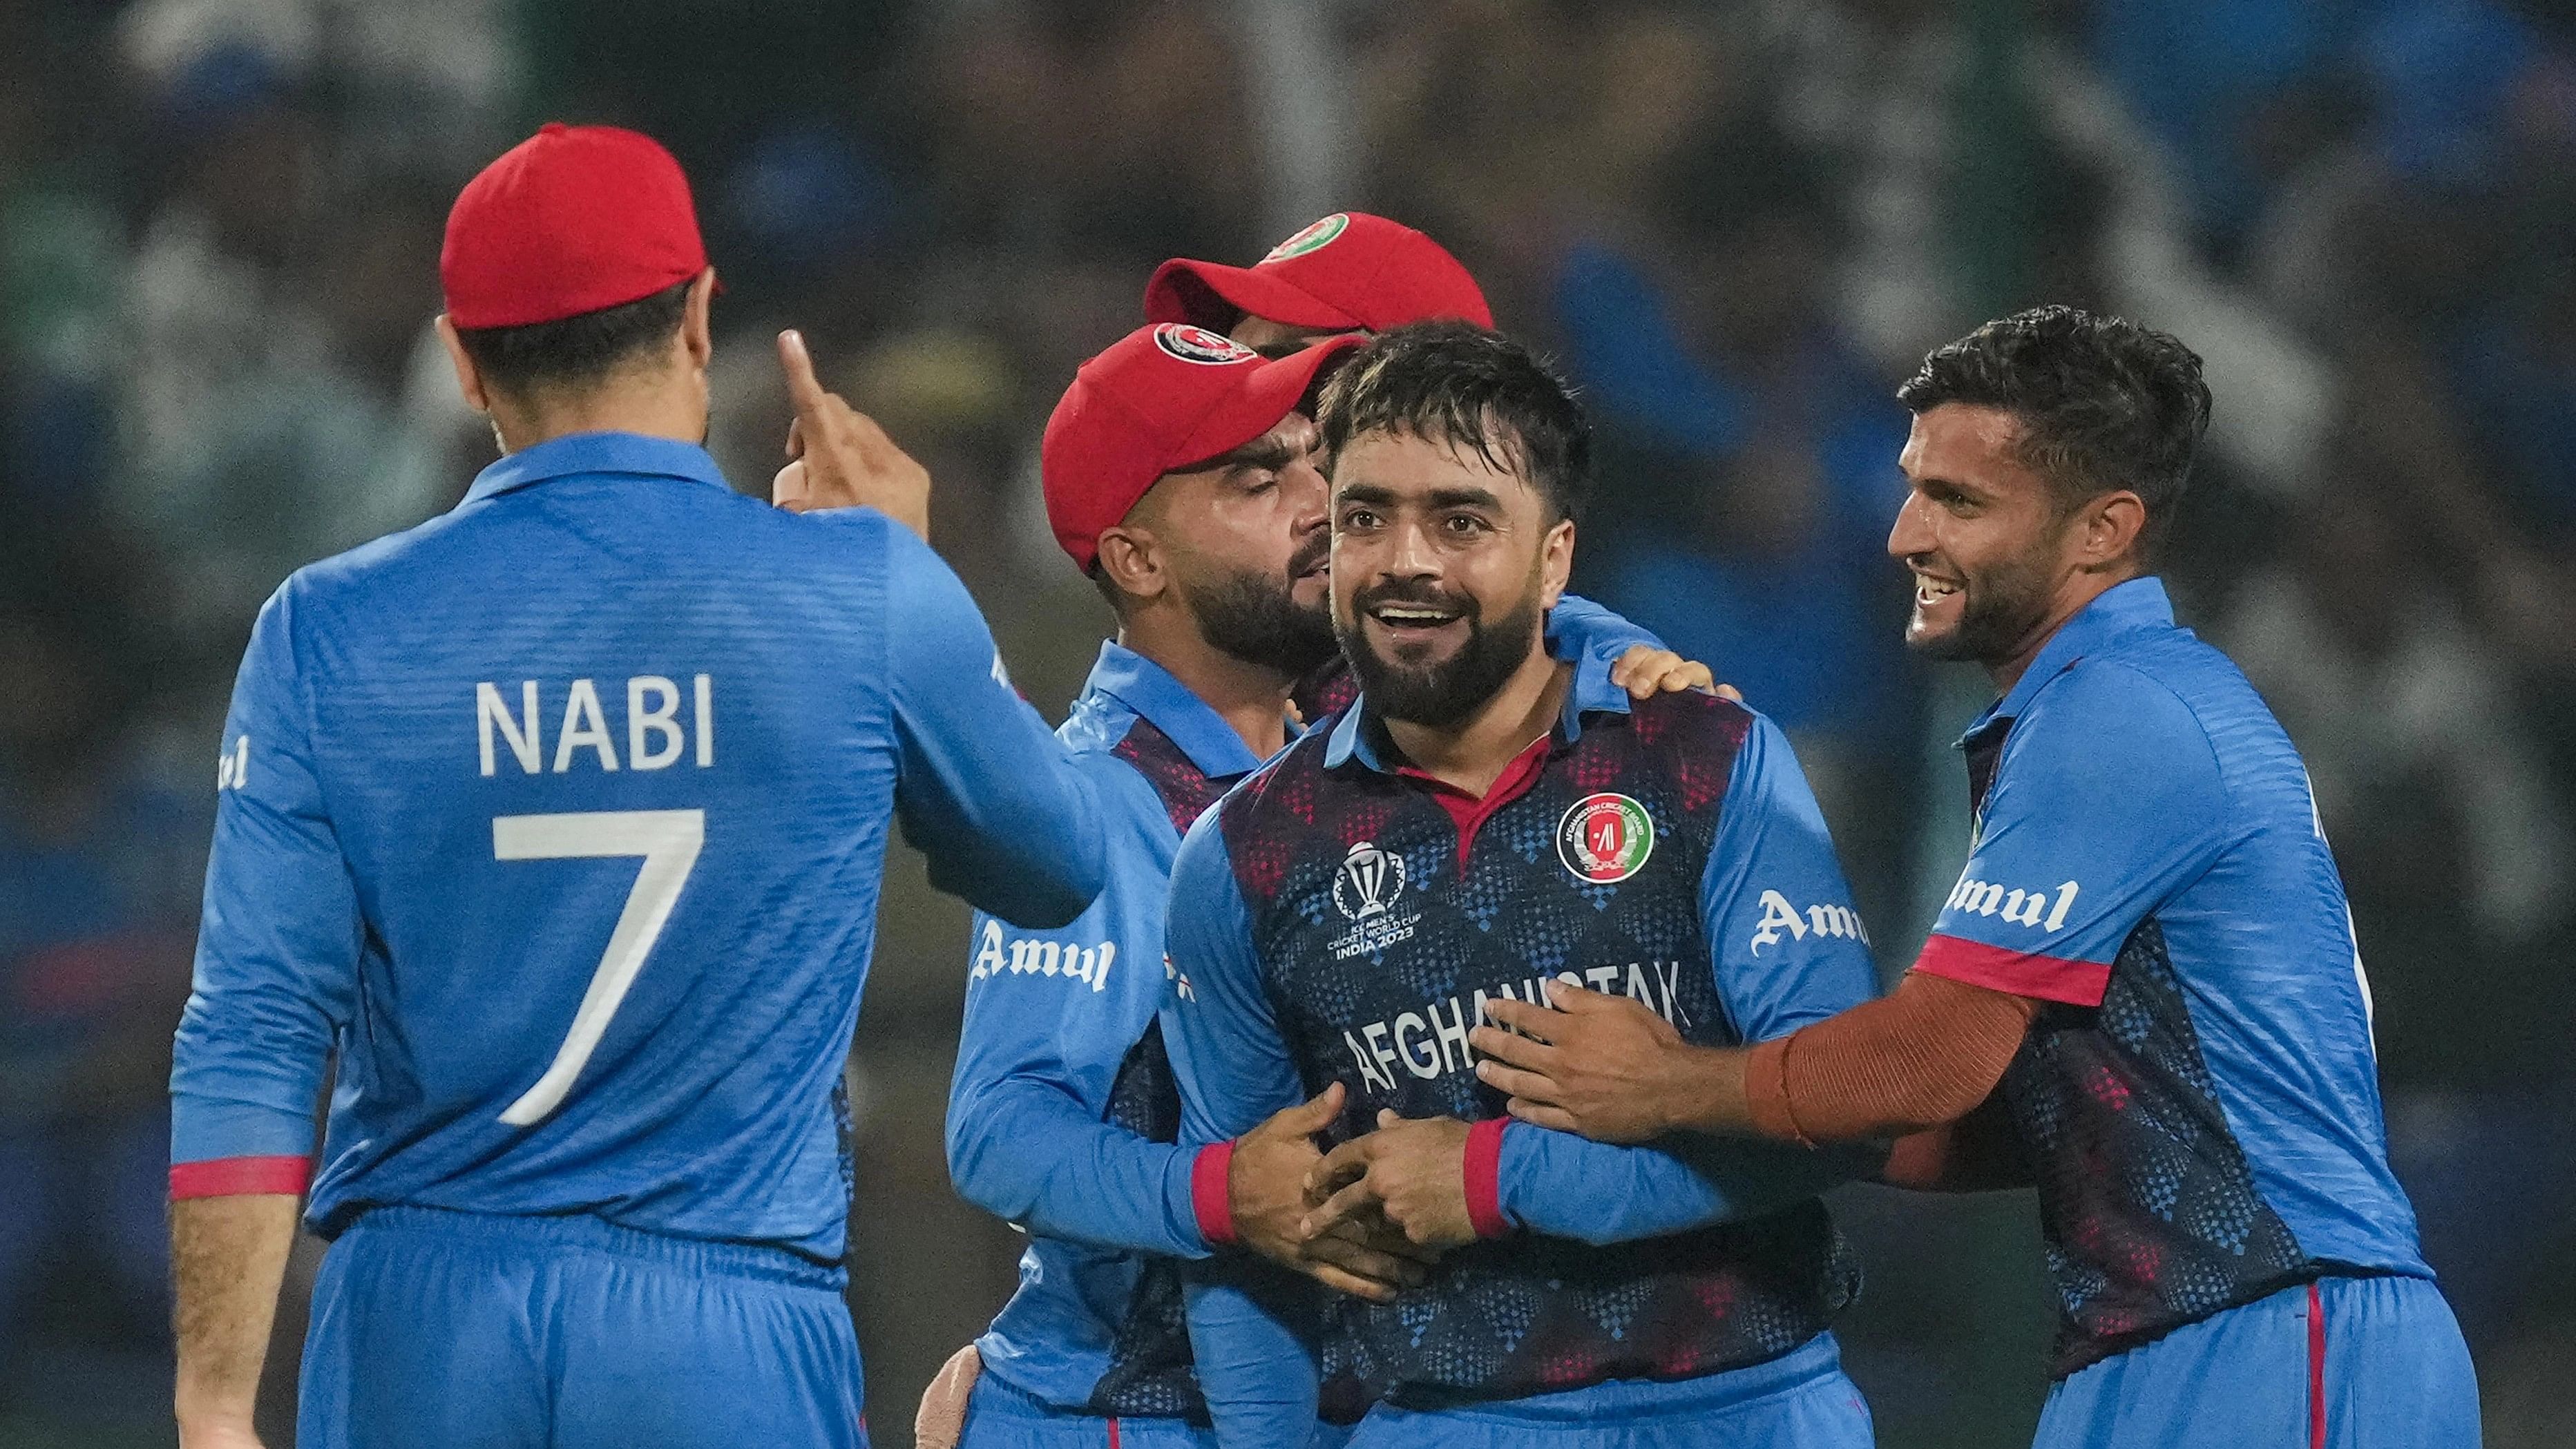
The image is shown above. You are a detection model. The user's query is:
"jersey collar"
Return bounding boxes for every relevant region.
[1085,641,1270,780]
[1959,574,2175,748]
[462,431,734,506]
[1324,649,1630,773]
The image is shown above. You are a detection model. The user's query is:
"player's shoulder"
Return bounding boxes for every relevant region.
[1198,713,1335,835]
[2008,648,2224,790]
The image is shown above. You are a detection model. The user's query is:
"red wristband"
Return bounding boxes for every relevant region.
[1191,1140,1239,1247]
[170,1155,312,1200]
[1462,1117,1511,1239]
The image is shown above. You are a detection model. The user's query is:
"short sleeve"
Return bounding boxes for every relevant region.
[1918,662,2231,1007]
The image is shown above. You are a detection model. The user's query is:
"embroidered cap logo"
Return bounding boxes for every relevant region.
[1261,213,1351,264]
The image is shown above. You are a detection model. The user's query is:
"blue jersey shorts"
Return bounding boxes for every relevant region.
[297,1205,865,1449]
[1342,1332,1873,1449]
[2035,1274,2477,1449]
[959,1370,1215,1449]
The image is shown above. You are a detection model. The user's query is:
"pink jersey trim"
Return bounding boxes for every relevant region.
[1463,1117,1511,1239]
[169,1155,312,1200]
[1914,933,2112,1008]
[1191,1140,1239,1247]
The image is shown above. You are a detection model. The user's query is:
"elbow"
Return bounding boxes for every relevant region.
[944,1111,1018,1218]
[1871,1076,1994,1138]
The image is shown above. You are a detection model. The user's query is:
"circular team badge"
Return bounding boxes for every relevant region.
[1154,323,1259,365]
[1261,213,1350,264]
[1557,794,1654,883]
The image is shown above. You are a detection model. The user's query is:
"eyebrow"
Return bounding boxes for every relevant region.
[1336,482,1506,511]
[1196,435,1301,474]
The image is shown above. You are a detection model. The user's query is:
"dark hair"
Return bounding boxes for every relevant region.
[452,278,694,396]
[1898,305,2212,557]
[1315,320,1592,522]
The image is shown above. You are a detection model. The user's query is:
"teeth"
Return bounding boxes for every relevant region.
[1915,578,1960,605]
[1374,606,1453,623]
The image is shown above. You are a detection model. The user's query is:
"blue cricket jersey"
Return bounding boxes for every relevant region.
[1911,576,2431,1374]
[171,431,1105,1265]
[1156,654,1880,1446]
[946,602,1683,1422]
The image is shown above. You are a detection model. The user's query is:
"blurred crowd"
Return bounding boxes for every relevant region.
[1,1,2570,1445]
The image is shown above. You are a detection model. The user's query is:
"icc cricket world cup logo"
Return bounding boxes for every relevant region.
[1333,841,1406,920]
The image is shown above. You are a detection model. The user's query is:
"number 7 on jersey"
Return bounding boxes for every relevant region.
[492,809,705,1126]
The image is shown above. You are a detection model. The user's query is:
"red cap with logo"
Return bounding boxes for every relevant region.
[1142,212,1494,336]
[441,123,711,329]
[1042,324,1361,573]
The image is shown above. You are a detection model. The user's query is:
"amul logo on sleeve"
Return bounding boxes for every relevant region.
[1261,213,1350,263]
[1557,794,1654,883]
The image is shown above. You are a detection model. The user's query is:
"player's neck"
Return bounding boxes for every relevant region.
[1985,564,2143,695]
[490,373,710,454]
[1382,649,1571,799]
[1118,617,1295,762]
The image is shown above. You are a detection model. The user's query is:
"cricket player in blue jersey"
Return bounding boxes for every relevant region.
[1157,323,1885,1449]
[1475,307,2481,1449]
[935,309,1712,1448]
[166,124,1106,1449]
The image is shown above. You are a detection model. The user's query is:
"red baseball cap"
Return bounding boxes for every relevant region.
[1141,212,1494,336]
[441,122,711,329]
[1041,324,1361,573]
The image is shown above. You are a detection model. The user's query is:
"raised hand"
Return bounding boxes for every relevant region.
[771,329,933,538]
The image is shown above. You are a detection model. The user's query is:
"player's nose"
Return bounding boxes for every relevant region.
[1887,488,1936,560]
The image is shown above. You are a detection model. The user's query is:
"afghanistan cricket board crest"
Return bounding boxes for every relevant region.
[1557,794,1654,883]
[1262,213,1350,264]
[1154,323,1259,366]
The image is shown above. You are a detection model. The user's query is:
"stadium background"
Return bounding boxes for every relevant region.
[3,0,2573,1443]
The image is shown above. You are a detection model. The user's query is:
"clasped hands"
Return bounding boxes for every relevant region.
[1228,1084,1480,1303]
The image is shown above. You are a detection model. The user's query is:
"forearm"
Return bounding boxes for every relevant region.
[171,1193,300,1432]
[1498,1120,1883,1244]
[1739,972,2036,1145]
[1880,1089,2032,1191]
[1182,1259,1321,1449]
[948,1085,1206,1258]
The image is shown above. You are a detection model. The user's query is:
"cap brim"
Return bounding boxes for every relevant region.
[1143,258,1367,333]
[1173,334,1364,466]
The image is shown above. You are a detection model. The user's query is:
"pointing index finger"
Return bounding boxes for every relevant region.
[777,328,831,414]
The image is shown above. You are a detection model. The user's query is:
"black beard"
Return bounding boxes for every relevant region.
[1188,562,1340,678]
[1337,580,1544,728]
[1909,546,2058,664]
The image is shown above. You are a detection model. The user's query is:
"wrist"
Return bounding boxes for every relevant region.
[1460,1117,1511,1239]
[1192,1140,1240,1247]
[1663,1043,1751,1135]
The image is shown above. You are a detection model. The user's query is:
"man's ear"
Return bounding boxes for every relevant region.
[436,314,492,414]
[1094,524,1168,606]
[1536,517,1576,611]
[680,267,718,371]
[2076,490,2147,571]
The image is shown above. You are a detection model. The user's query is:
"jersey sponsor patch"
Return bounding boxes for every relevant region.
[1261,212,1350,263]
[969,918,1116,992]
[1152,323,1259,366]
[216,733,250,790]
[1748,889,1871,954]
[1556,792,1654,883]
[1945,872,2082,931]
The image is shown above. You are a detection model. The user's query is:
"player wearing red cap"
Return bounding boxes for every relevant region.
[168,124,1106,1449]
[1145,212,1504,724]
[918,314,1708,1449]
